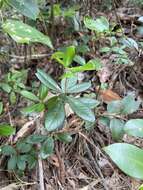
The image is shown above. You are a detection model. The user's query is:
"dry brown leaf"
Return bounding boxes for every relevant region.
[13,119,36,143]
[98,89,121,103]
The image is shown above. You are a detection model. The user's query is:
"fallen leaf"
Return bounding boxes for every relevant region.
[98,89,121,103]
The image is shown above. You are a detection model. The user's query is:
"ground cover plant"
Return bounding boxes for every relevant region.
[0,0,143,189]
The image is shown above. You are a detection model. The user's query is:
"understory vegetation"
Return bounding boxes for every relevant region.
[0,0,143,189]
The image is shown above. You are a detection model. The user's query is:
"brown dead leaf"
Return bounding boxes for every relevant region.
[98,89,121,103]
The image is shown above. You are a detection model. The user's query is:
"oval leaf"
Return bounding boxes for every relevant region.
[7,0,39,20]
[124,119,143,138]
[45,98,65,131]
[36,69,60,92]
[20,90,40,102]
[0,124,15,136]
[104,143,143,179]
[3,20,53,48]
[67,96,95,122]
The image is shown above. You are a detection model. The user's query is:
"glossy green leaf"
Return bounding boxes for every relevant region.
[110,119,125,140]
[20,90,40,102]
[38,84,48,100]
[104,143,143,179]
[61,75,78,93]
[0,124,15,136]
[3,20,53,48]
[64,46,75,67]
[52,46,75,67]
[9,91,16,105]
[124,119,143,138]
[69,59,102,73]
[56,133,72,143]
[67,96,95,122]
[0,82,12,93]
[40,137,54,159]
[45,98,65,131]
[66,82,91,93]
[36,69,60,91]
[84,16,109,33]
[21,103,45,114]
[6,0,39,20]
[0,102,3,115]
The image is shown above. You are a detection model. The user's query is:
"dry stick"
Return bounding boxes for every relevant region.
[38,158,45,190]
[36,119,45,190]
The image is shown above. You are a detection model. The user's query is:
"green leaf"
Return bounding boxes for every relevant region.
[9,91,17,105]
[56,133,72,143]
[107,96,140,115]
[26,134,47,144]
[52,46,75,67]
[121,37,138,50]
[107,100,123,114]
[27,154,37,169]
[0,124,15,136]
[67,96,95,122]
[104,143,143,179]
[84,16,109,33]
[121,95,140,114]
[76,97,100,109]
[139,184,143,190]
[0,102,3,115]
[100,47,111,53]
[16,142,32,153]
[110,119,125,141]
[66,82,91,93]
[45,98,65,131]
[3,20,53,48]
[38,84,48,100]
[1,145,16,155]
[73,55,86,65]
[40,137,54,159]
[69,59,102,73]
[124,119,143,138]
[17,155,26,171]
[8,155,17,170]
[20,90,40,102]
[98,116,110,127]
[21,103,45,114]
[36,69,60,92]
[6,0,39,20]
[0,82,12,93]
[61,75,78,93]
[64,46,75,67]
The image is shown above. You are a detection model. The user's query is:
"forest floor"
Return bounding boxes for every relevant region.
[0,1,143,190]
